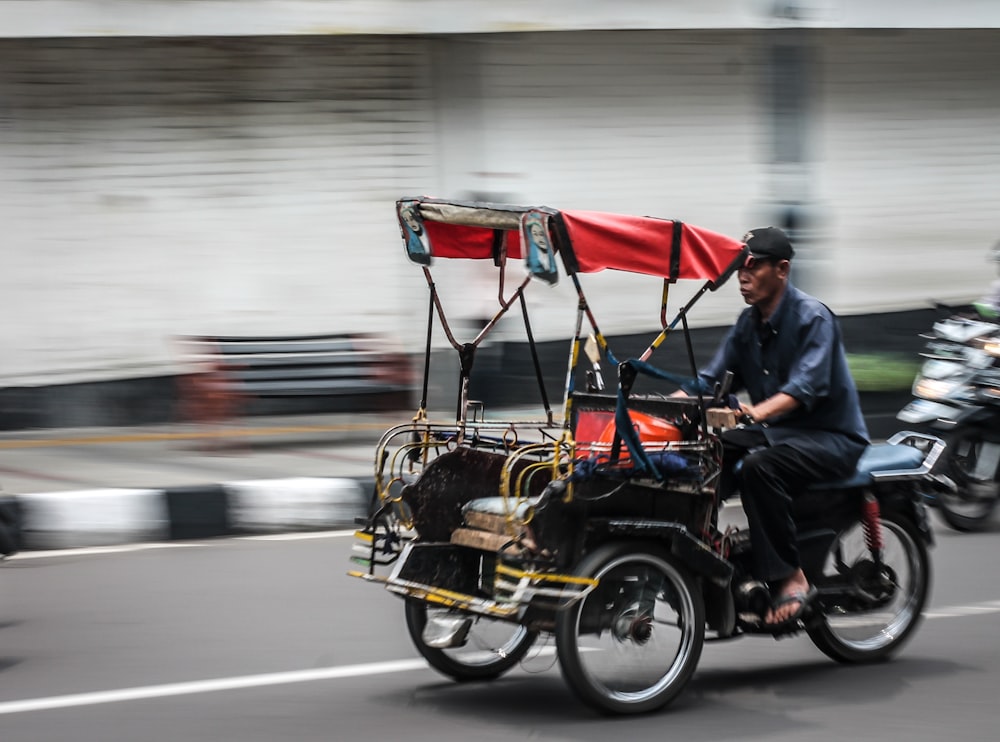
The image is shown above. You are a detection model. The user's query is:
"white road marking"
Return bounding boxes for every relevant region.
[924,599,1000,618]
[4,531,355,560]
[237,529,357,541]
[0,604,995,716]
[0,659,429,715]
[7,542,201,560]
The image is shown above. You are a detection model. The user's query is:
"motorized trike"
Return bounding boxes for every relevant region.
[348,197,945,714]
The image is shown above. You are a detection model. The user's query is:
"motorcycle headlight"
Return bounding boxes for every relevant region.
[913,377,961,401]
[982,340,1000,357]
[967,335,1000,358]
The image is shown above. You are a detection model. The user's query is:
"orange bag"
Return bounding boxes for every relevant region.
[599,411,682,448]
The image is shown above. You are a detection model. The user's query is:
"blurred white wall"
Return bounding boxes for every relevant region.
[1,20,999,387]
[2,0,1000,37]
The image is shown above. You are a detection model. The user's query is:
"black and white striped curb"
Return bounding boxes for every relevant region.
[1,478,368,552]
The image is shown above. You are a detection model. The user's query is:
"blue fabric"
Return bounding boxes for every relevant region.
[614,385,663,480]
[570,450,697,482]
[622,358,693,388]
[606,359,696,481]
[697,284,869,467]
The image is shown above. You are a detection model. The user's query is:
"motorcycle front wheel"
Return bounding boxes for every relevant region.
[555,542,705,715]
[404,599,537,681]
[807,508,930,663]
[937,428,1000,532]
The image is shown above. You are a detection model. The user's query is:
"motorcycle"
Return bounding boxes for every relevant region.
[0,491,19,558]
[898,310,1000,531]
[350,197,946,714]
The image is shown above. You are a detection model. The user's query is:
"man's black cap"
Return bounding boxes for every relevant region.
[742,227,795,261]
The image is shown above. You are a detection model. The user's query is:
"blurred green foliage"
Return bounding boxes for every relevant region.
[847,353,919,392]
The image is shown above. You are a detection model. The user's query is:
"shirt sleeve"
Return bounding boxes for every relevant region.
[779,308,835,410]
[695,321,744,394]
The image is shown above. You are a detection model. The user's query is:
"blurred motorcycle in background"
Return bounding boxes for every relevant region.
[0,491,19,558]
[898,242,1000,531]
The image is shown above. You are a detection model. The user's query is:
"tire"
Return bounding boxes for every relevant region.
[0,524,15,557]
[555,542,705,715]
[0,496,19,557]
[404,599,537,682]
[937,428,1000,532]
[807,508,930,663]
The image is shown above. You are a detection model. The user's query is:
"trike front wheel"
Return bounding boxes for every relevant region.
[555,542,705,715]
[404,599,537,681]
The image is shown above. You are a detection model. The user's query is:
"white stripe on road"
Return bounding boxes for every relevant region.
[7,542,201,560]
[237,529,357,541]
[924,599,1000,618]
[0,659,429,715]
[0,603,996,716]
[5,531,354,560]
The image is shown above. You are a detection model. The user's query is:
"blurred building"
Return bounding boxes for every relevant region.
[1,2,999,426]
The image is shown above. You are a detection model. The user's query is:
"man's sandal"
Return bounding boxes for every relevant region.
[765,585,818,631]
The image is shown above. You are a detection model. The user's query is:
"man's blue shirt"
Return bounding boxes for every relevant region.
[698,284,869,470]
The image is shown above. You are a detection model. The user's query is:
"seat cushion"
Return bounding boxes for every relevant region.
[733,442,926,490]
[462,496,540,520]
[815,443,925,490]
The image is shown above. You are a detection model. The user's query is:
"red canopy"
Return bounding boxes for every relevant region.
[559,210,745,282]
[399,198,746,284]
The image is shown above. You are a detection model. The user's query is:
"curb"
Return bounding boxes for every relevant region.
[2,478,368,552]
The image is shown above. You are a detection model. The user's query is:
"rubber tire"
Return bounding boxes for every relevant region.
[555,541,705,715]
[0,496,19,557]
[937,428,999,532]
[0,523,15,557]
[403,599,537,682]
[807,509,930,664]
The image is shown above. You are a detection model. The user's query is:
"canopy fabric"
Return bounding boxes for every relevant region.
[422,222,523,260]
[559,210,745,283]
[402,197,746,283]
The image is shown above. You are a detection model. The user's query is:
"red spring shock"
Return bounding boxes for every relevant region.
[862,493,884,554]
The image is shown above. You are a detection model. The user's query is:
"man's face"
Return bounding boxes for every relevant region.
[530,223,548,248]
[738,257,789,306]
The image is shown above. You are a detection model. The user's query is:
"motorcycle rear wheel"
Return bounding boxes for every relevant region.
[937,428,1000,532]
[807,508,930,663]
[555,542,705,715]
[404,599,537,681]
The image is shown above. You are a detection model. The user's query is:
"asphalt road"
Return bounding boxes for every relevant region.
[2,508,999,742]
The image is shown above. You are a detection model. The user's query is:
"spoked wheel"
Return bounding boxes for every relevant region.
[404,599,538,681]
[938,429,1000,532]
[555,542,705,715]
[807,509,930,663]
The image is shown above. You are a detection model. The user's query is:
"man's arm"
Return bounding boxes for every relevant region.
[739,392,800,423]
[685,322,744,396]
[779,308,836,411]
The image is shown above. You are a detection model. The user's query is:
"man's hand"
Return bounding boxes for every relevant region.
[739,392,799,424]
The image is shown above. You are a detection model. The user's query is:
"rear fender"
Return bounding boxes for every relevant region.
[595,519,733,587]
[797,485,935,548]
[874,487,935,546]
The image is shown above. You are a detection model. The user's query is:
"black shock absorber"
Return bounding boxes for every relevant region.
[862,492,884,567]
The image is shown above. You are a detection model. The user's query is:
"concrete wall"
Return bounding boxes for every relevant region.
[1,25,998,426]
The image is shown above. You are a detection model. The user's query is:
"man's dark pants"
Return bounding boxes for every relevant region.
[720,428,850,585]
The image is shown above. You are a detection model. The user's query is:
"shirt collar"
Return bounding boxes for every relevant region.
[753,283,794,332]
